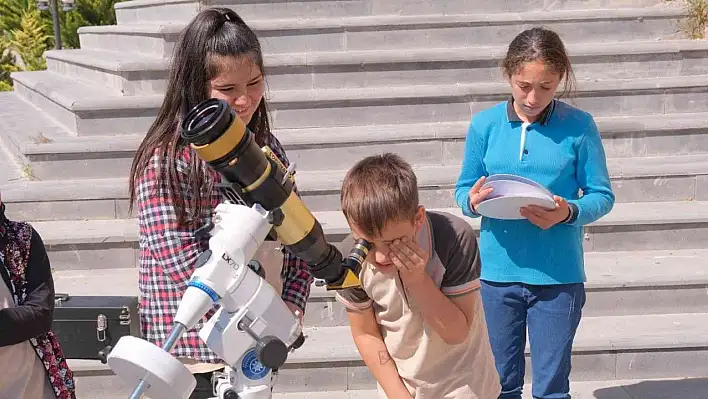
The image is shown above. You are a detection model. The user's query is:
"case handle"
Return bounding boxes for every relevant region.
[55,293,70,305]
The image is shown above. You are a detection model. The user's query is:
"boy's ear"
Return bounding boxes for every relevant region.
[413,205,426,231]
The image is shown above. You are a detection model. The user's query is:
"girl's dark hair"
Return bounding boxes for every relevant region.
[501,27,576,99]
[128,7,271,226]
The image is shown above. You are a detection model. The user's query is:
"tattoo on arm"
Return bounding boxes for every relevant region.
[378,350,391,365]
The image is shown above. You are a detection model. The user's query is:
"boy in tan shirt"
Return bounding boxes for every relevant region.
[336,153,501,399]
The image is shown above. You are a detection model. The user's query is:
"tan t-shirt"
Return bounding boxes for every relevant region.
[0,278,55,399]
[336,211,501,399]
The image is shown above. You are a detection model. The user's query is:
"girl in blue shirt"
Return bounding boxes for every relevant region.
[455,27,615,399]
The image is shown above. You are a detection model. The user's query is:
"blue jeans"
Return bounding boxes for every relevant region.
[480,280,586,399]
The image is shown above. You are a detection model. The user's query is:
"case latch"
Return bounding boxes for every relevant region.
[119,305,131,326]
[96,314,107,342]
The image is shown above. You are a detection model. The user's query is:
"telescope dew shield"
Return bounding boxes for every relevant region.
[180,98,348,284]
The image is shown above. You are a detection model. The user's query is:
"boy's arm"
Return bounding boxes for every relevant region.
[337,288,412,399]
[347,307,412,398]
[402,274,476,346]
[394,216,482,345]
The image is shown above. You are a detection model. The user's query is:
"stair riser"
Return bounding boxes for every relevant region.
[92,15,679,57]
[9,174,708,221]
[301,175,707,211]
[115,0,666,24]
[13,81,79,136]
[270,90,708,130]
[585,223,708,253]
[47,51,708,96]
[115,0,199,25]
[33,221,708,270]
[269,348,708,392]
[307,19,676,54]
[79,32,176,58]
[46,243,139,271]
[6,198,129,222]
[71,347,708,396]
[21,125,708,180]
[269,52,708,91]
[303,285,708,327]
[74,375,134,399]
[27,155,132,180]
[46,58,166,97]
[362,0,667,15]
[15,82,708,136]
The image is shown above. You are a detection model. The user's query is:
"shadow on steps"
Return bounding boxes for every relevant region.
[594,378,708,399]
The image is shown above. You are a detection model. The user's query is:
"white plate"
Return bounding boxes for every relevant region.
[484,174,553,197]
[481,179,554,202]
[476,195,557,220]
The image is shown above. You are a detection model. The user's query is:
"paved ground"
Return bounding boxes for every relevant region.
[73,376,708,398]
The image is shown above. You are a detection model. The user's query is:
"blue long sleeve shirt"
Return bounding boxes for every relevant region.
[454,100,615,285]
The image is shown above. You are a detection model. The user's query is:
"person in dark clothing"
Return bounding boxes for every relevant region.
[0,195,76,399]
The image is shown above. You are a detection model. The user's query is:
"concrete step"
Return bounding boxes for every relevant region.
[52,248,708,328]
[269,377,708,399]
[3,153,707,218]
[2,82,706,181]
[114,0,670,25]
[110,4,680,42]
[11,106,708,182]
[0,95,46,184]
[45,39,708,95]
[0,140,22,184]
[11,69,708,136]
[65,312,708,395]
[13,201,708,270]
[73,376,708,399]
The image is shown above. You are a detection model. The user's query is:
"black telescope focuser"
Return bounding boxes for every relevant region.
[180,98,370,290]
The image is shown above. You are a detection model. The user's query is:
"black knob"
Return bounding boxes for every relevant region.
[223,389,239,399]
[98,345,113,364]
[256,336,288,370]
[248,260,266,279]
[291,333,305,350]
[268,208,285,227]
[194,221,214,241]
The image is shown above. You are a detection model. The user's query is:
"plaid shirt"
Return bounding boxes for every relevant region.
[135,133,313,363]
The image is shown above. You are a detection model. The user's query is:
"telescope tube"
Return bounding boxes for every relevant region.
[180,98,369,289]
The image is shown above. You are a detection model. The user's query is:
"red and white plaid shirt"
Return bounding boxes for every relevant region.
[135,133,313,363]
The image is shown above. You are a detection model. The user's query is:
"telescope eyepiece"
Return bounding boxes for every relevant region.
[181,98,233,146]
[342,238,372,275]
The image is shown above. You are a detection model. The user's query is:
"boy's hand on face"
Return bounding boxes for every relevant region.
[389,236,429,286]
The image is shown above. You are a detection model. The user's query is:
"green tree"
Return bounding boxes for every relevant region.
[10,6,51,71]
[0,37,20,91]
[0,0,32,33]
[60,0,123,49]
[2,0,124,50]
[0,0,53,40]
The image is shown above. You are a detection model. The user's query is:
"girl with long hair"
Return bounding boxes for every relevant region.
[128,8,313,396]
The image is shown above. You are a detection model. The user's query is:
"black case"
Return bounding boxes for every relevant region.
[51,294,140,363]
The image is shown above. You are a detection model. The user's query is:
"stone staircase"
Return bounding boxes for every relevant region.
[1,0,708,397]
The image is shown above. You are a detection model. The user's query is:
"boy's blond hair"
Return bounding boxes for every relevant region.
[340,153,419,237]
